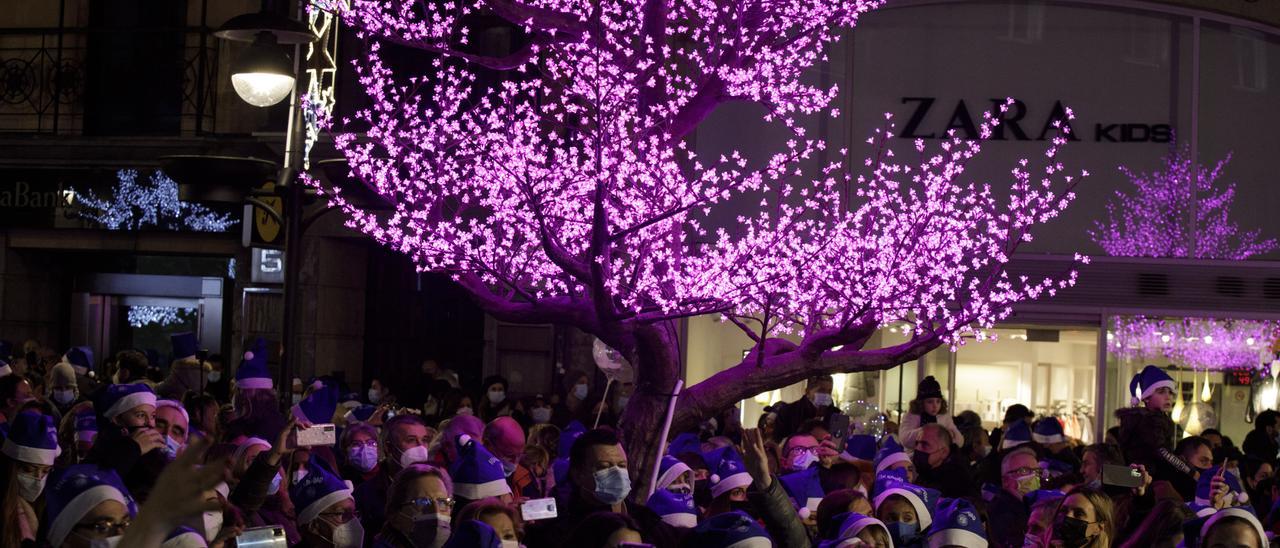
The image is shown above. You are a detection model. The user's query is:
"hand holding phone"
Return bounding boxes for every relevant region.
[1101,464,1144,488]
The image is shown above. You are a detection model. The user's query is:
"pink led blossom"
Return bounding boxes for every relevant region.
[1090,146,1278,260]
[305,0,1087,483]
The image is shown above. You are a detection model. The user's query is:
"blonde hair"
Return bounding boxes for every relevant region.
[1058,485,1115,547]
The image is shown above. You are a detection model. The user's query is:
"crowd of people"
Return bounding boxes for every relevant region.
[0,335,1276,547]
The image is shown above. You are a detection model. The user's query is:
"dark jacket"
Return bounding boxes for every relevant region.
[775,397,836,440]
[751,476,810,548]
[354,464,395,546]
[915,449,978,499]
[985,489,1029,548]
[1243,429,1279,461]
[84,428,167,503]
[523,491,678,548]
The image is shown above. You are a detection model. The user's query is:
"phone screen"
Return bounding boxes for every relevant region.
[827,414,851,451]
[1101,464,1143,488]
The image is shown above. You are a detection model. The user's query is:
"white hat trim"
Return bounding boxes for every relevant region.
[1201,507,1266,547]
[48,484,127,547]
[837,516,889,545]
[1032,433,1065,445]
[232,438,271,468]
[1001,436,1030,450]
[875,451,911,474]
[928,527,988,548]
[0,364,11,377]
[161,530,208,548]
[725,537,772,548]
[873,487,933,530]
[2,437,61,465]
[453,477,513,500]
[711,471,753,499]
[1141,379,1175,401]
[659,512,698,528]
[299,488,353,525]
[657,461,692,490]
[236,377,273,390]
[156,399,190,425]
[105,391,157,420]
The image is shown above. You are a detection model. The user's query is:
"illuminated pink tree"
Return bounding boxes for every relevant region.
[1090,146,1277,259]
[306,0,1087,488]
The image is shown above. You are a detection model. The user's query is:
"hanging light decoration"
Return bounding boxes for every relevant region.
[1171,368,1185,423]
[1200,368,1213,402]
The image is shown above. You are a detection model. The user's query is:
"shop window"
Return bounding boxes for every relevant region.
[1124,12,1168,67]
[1002,2,1044,44]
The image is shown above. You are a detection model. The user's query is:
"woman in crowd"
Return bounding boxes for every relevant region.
[478,375,518,422]
[455,498,522,545]
[1049,485,1116,548]
[376,463,455,548]
[341,421,382,483]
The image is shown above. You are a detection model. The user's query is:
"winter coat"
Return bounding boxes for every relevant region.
[155,358,206,401]
[898,412,964,451]
[915,449,978,499]
[84,428,168,503]
[985,488,1029,548]
[752,475,812,548]
[1243,428,1279,461]
[354,464,394,546]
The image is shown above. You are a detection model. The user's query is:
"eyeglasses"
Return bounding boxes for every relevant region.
[1005,467,1042,478]
[405,497,455,511]
[319,509,360,525]
[786,446,818,457]
[75,519,131,536]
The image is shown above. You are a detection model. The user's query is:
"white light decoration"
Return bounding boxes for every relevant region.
[127,306,195,328]
[231,73,295,107]
[74,170,238,232]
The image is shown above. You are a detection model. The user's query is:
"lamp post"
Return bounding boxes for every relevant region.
[215,6,317,403]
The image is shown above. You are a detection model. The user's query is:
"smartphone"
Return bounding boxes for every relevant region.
[827,414,851,451]
[234,526,287,548]
[520,497,558,522]
[1102,464,1143,488]
[290,424,337,448]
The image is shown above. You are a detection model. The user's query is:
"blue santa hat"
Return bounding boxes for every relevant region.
[290,459,353,525]
[75,410,98,443]
[235,338,273,389]
[703,446,753,499]
[780,467,824,520]
[1130,365,1175,406]
[656,454,694,491]
[841,434,878,462]
[98,383,158,420]
[1,411,61,465]
[46,465,137,547]
[292,381,339,425]
[449,434,513,499]
[162,526,208,548]
[686,511,771,548]
[1198,507,1267,547]
[824,511,891,548]
[443,519,502,548]
[64,346,93,375]
[927,497,987,548]
[171,332,199,361]
[1032,418,1065,445]
[344,404,378,423]
[872,474,939,530]
[552,421,588,488]
[874,436,910,474]
[669,432,702,456]
[1001,420,1032,450]
[1194,466,1248,510]
[648,488,699,528]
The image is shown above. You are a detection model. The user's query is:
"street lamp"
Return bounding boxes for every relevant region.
[230,32,296,107]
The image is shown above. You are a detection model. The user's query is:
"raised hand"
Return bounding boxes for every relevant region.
[742,428,772,490]
[120,437,226,547]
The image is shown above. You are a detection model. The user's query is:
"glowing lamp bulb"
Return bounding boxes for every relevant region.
[1161,334,1171,343]
[232,73,295,107]
[1203,335,1213,344]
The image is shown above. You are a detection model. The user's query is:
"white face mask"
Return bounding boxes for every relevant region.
[16,472,46,502]
[328,517,364,548]
[813,392,833,407]
[455,406,473,417]
[52,388,77,405]
[573,384,589,400]
[791,450,819,471]
[207,371,222,383]
[488,390,506,405]
[666,483,692,495]
[368,388,382,404]
[531,407,552,424]
[399,445,430,468]
[88,535,123,548]
[410,513,451,548]
[200,511,223,542]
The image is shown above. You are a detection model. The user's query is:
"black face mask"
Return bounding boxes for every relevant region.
[729,499,755,517]
[693,480,713,508]
[912,449,935,471]
[1052,515,1093,548]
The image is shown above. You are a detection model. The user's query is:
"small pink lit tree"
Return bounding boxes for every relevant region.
[1090,146,1278,260]
[307,0,1087,490]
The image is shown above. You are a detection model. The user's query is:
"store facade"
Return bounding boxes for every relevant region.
[686,0,1280,443]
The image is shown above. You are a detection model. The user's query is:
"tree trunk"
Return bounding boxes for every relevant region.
[618,321,682,504]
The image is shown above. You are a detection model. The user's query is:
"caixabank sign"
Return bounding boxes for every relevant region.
[897,97,1173,144]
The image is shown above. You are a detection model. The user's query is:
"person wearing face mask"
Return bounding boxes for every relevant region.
[776,375,839,440]
[448,434,515,511]
[524,428,678,548]
[0,411,61,546]
[293,458,365,548]
[224,339,287,443]
[871,472,939,548]
[44,464,138,548]
[911,423,977,498]
[342,422,383,483]
[154,400,190,461]
[482,417,535,498]
[85,383,170,503]
[873,437,916,484]
[69,408,99,465]
[1047,485,1114,548]
[356,414,435,543]
[478,376,518,423]
[377,463,457,548]
[231,419,303,546]
[0,374,37,428]
[654,454,695,496]
[701,445,756,518]
[202,353,229,403]
[526,395,554,426]
[454,499,523,547]
[549,371,599,428]
[47,359,81,413]
[985,446,1041,547]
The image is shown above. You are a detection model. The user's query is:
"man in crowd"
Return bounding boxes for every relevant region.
[1244,410,1279,461]
[986,446,1040,547]
[775,375,839,440]
[354,413,431,542]
[912,423,976,498]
